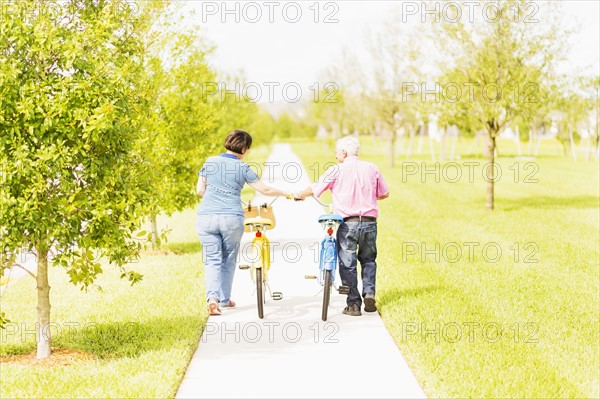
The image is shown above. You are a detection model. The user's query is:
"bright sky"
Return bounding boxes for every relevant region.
[183,1,600,110]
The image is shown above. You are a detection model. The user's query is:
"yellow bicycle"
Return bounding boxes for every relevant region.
[239,198,282,319]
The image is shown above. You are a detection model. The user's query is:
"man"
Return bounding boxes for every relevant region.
[293,136,389,316]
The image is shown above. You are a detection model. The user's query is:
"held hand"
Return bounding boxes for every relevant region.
[285,191,305,201]
[285,193,304,201]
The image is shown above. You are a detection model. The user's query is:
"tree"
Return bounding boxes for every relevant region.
[0,0,158,358]
[309,85,347,141]
[436,0,571,210]
[335,15,439,166]
[275,112,303,139]
[209,74,276,146]
[138,24,221,245]
[587,77,600,160]
[247,106,276,144]
[366,19,428,167]
[554,75,600,160]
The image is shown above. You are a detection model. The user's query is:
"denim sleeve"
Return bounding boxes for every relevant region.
[243,163,260,184]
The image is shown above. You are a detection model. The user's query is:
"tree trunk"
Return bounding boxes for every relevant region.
[407,125,416,157]
[450,127,458,160]
[569,130,577,160]
[468,131,482,156]
[150,213,158,247]
[36,244,51,359]
[440,128,446,162]
[486,132,497,211]
[336,121,343,140]
[515,126,522,157]
[397,127,405,157]
[535,130,541,156]
[528,127,533,156]
[560,140,568,157]
[428,125,436,162]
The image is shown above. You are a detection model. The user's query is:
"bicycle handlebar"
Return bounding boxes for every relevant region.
[242,195,333,214]
[241,196,279,208]
[311,196,333,214]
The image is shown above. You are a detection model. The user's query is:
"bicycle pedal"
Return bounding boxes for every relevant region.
[238,264,250,270]
[305,275,317,279]
[338,285,350,295]
[272,292,283,300]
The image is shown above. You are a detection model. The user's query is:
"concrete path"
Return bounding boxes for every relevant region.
[176,144,426,399]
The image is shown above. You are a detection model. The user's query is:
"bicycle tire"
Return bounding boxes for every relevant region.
[256,268,264,319]
[322,269,332,321]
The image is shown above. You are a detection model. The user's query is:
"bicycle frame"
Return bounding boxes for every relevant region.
[309,196,348,320]
[249,226,270,276]
[240,197,282,318]
[319,225,338,276]
[243,196,276,276]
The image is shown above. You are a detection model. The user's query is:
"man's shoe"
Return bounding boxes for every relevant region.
[364,294,377,313]
[342,303,362,316]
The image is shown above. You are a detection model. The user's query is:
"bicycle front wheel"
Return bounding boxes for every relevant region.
[322,269,332,321]
[256,268,264,319]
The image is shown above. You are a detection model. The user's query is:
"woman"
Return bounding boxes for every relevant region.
[196,130,290,316]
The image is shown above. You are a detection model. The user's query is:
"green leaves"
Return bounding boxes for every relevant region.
[120,270,143,286]
[135,16,274,221]
[435,0,569,135]
[0,312,11,330]
[0,0,161,285]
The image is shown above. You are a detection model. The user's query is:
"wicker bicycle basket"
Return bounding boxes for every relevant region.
[243,201,276,232]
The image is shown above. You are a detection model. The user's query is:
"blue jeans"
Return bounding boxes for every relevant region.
[196,214,245,306]
[337,221,378,306]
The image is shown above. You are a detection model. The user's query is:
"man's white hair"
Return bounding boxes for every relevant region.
[336,136,360,156]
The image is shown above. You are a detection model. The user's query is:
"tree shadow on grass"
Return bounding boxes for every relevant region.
[377,285,445,309]
[499,195,599,211]
[163,241,201,255]
[52,315,203,360]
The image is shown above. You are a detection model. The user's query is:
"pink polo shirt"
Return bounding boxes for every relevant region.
[311,156,389,218]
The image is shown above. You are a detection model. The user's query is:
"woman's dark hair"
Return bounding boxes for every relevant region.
[224,130,252,154]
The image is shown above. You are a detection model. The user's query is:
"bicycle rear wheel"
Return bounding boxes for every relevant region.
[321,270,332,321]
[256,268,264,319]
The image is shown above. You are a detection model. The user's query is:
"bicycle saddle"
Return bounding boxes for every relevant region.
[244,216,274,228]
[318,214,344,224]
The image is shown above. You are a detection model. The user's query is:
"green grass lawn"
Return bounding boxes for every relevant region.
[0,209,206,398]
[292,137,600,398]
[0,143,273,398]
[1,138,596,398]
